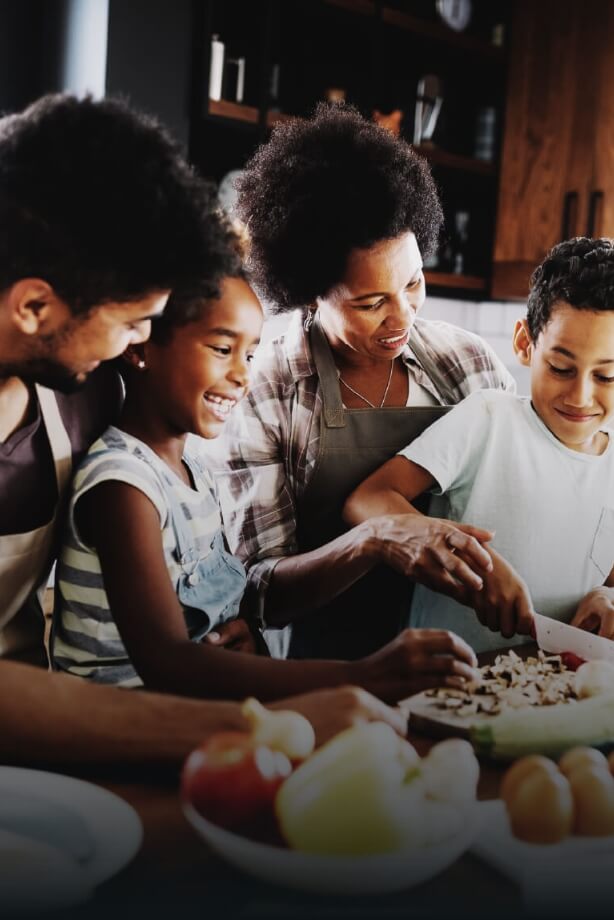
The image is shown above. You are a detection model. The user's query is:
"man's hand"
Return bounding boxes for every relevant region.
[268,686,407,746]
[571,588,614,639]
[461,547,535,638]
[368,513,494,598]
[351,628,480,704]
[203,619,258,654]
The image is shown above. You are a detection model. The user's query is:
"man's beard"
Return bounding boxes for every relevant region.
[0,358,87,393]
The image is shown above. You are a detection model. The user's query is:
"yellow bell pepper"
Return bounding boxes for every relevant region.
[275,722,424,855]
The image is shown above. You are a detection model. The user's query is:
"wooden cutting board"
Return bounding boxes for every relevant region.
[399,691,492,740]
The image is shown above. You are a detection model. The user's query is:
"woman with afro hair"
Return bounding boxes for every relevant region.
[215,103,515,661]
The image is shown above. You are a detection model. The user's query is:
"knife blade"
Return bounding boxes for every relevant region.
[533,612,614,664]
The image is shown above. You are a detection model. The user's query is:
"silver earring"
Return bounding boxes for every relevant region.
[137,360,146,369]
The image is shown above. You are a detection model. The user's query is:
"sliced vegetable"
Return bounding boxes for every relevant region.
[471,693,614,759]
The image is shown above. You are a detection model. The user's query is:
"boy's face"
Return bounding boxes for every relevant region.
[143,277,263,440]
[514,302,614,454]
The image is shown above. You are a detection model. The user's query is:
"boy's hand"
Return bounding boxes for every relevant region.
[571,588,614,639]
[462,547,535,639]
[204,619,258,654]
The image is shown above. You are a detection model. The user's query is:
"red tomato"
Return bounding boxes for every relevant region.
[561,651,586,671]
[181,731,292,832]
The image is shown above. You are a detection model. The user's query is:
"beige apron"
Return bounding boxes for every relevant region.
[285,314,449,661]
[0,385,72,664]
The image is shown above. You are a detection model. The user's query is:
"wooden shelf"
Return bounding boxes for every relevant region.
[425,271,487,293]
[324,0,504,59]
[382,7,503,58]
[208,99,258,124]
[414,145,496,176]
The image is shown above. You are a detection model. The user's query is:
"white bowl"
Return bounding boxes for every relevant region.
[183,801,479,895]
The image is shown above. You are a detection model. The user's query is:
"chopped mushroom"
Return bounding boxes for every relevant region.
[424,650,578,719]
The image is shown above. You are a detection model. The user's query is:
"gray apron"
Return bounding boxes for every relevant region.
[288,315,448,660]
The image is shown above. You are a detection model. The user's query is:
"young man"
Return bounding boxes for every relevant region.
[345,237,614,651]
[0,93,405,764]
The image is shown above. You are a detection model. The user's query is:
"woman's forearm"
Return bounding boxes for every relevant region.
[263,522,382,624]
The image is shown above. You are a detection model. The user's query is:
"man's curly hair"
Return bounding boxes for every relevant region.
[0,93,238,314]
[527,238,614,340]
[236,103,444,312]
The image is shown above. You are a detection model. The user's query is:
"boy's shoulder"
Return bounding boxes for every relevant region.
[452,388,524,413]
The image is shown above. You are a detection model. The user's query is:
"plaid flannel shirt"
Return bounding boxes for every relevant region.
[212,310,516,619]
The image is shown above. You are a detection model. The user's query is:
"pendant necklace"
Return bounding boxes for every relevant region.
[338,360,394,409]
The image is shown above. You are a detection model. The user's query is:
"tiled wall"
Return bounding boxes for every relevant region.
[262,296,531,395]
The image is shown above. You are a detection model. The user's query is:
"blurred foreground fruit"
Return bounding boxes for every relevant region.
[182,731,292,833]
[275,722,467,855]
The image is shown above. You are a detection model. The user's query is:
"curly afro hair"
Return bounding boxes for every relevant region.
[236,103,443,312]
[0,93,237,315]
[527,237,614,340]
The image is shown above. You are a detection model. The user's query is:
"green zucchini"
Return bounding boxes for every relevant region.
[471,693,614,759]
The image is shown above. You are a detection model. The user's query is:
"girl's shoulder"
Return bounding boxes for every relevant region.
[72,426,167,498]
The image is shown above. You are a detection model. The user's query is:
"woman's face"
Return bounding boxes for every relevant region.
[316,232,425,364]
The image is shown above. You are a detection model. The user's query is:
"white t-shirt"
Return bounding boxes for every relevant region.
[400,389,614,652]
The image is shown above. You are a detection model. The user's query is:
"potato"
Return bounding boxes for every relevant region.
[558,746,610,777]
[506,769,573,844]
[500,755,558,808]
[568,764,614,836]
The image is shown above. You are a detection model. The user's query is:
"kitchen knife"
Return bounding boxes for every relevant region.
[533,612,614,664]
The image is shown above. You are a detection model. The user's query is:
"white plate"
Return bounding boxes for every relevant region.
[472,800,614,908]
[0,767,142,887]
[0,828,93,912]
[183,801,479,895]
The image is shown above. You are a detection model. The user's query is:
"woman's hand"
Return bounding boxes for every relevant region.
[204,619,258,654]
[365,513,494,599]
[571,588,614,639]
[351,628,480,703]
[461,547,535,638]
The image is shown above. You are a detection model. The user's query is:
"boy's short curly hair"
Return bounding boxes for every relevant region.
[0,93,237,314]
[236,103,443,312]
[527,238,614,340]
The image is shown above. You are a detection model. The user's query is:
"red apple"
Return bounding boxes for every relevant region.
[181,731,292,833]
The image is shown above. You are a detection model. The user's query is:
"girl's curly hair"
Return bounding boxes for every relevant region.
[236,103,443,312]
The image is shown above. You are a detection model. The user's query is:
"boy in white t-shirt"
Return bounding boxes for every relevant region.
[344,237,614,652]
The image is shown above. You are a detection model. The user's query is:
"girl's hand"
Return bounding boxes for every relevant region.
[571,588,614,639]
[204,619,258,654]
[463,547,535,638]
[352,628,480,703]
[366,514,494,598]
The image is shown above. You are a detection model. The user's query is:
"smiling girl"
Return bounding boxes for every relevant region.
[51,265,478,702]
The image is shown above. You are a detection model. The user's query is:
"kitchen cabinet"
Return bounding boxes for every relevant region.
[492,0,614,300]
[189,0,512,298]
